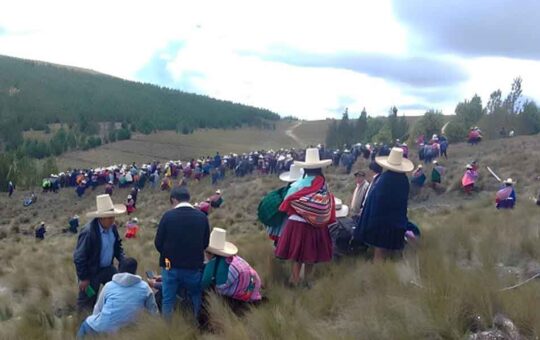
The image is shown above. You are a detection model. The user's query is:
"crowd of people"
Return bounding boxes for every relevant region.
[73,187,262,338]
[4,129,537,337]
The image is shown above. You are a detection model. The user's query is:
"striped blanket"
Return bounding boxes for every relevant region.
[280,176,335,228]
[217,256,262,302]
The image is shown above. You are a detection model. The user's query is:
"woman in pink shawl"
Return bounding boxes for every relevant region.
[496,178,516,209]
[462,164,478,194]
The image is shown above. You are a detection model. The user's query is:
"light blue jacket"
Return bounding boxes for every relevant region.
[85,273,158,333]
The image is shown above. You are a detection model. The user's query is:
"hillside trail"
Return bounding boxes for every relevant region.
[285,121,304,147]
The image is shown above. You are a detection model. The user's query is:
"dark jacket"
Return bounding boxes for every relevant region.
[354,171,410,250]
[73,218,125,281]
[154,205,210,270]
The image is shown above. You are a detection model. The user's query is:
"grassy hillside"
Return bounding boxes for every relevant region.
[0,54,280,147]
[57,121,300,169]
[1,135,540,338]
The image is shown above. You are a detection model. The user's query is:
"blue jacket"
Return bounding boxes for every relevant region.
[85,273,158,333]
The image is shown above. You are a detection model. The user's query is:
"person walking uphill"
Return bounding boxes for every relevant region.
[73,194,127,312]
[154,186,210,319]
[353,147,414,262]
[275,148,335,287]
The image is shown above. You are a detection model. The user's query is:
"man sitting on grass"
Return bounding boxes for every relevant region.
[77,257,158,338]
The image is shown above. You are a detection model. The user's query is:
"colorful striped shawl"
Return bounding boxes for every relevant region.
[216,256,262,302]
[279,176,336,227]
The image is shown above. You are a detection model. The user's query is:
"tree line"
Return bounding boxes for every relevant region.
[326,77,540,148]
[445,77,540,142]
[0,55,280,152]
[326,107,409,148]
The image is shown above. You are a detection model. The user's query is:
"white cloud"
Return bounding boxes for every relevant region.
[1,0,540,119]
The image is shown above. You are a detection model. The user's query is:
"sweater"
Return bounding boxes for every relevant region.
[154,205,210,270]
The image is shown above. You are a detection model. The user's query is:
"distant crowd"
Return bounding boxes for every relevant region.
[5,132,540,338]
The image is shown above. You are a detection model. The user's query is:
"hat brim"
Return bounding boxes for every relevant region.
[86,204,127,218]
[375,156,414,173]
[335,205,349,218]
[279,171,301,182]
[294,159,332,169]
[207,241,238,257]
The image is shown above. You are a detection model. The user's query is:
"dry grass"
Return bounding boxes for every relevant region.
[57,121,301,169]
[1,135,540,338]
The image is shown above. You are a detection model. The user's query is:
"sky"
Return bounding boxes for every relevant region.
[1,0,540,120]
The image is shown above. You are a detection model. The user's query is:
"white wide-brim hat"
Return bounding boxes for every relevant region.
[334,197,349,218]
[206,228,238,257]
[375,147,414,173]
[86,194,126,218]
[294,148,332,169]
[503,178,515,185]
[279,164,305,182]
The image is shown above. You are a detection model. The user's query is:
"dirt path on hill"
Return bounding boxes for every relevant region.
[285,121,304,147]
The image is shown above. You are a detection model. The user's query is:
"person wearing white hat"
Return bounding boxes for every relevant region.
[73,194,127,312]
[275,148,335,286]
[496,178,516,209]
[210,189,224,208]
[201,228,262,304]
[76,179,87,198]
[105,181,114,196]
[431,160,446,189]
[462,164,479,194]
[8,180,15,198]
[125,195,136,215]
[353,147,414,262]
[278,163,304,183]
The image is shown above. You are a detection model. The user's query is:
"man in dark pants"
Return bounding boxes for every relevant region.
[73,194,127,312]
[155,186,210,318]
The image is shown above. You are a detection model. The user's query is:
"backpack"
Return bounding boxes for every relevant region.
[257,186,288,227]
[329,217,363,258]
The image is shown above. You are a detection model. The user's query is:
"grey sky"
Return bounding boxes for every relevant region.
[392,0,540,59]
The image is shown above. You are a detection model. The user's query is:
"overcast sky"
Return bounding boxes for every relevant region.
[1,0,540,119]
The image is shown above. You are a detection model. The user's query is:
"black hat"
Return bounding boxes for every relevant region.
[369,161,383,174]
[170,186,190,202]
[354,171,366,177]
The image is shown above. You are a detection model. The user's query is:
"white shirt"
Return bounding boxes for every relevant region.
[175,202,194,209]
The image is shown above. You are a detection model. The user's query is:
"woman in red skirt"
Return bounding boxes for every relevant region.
[275,148,335,287]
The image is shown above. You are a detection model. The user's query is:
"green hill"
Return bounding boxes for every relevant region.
[0,54,280,148]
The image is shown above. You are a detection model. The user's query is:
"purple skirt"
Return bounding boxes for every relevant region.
[275,218,333,263]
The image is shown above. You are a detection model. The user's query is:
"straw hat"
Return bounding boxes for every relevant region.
[279,164,305,182]
[86,194,126,218]
[466,164,473,169]
[206,228,238,257]
[334,198,349,218]
[375,147,414,173]
[503,178,515,185]
[216,189,222,194]
[294,148,332,169]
